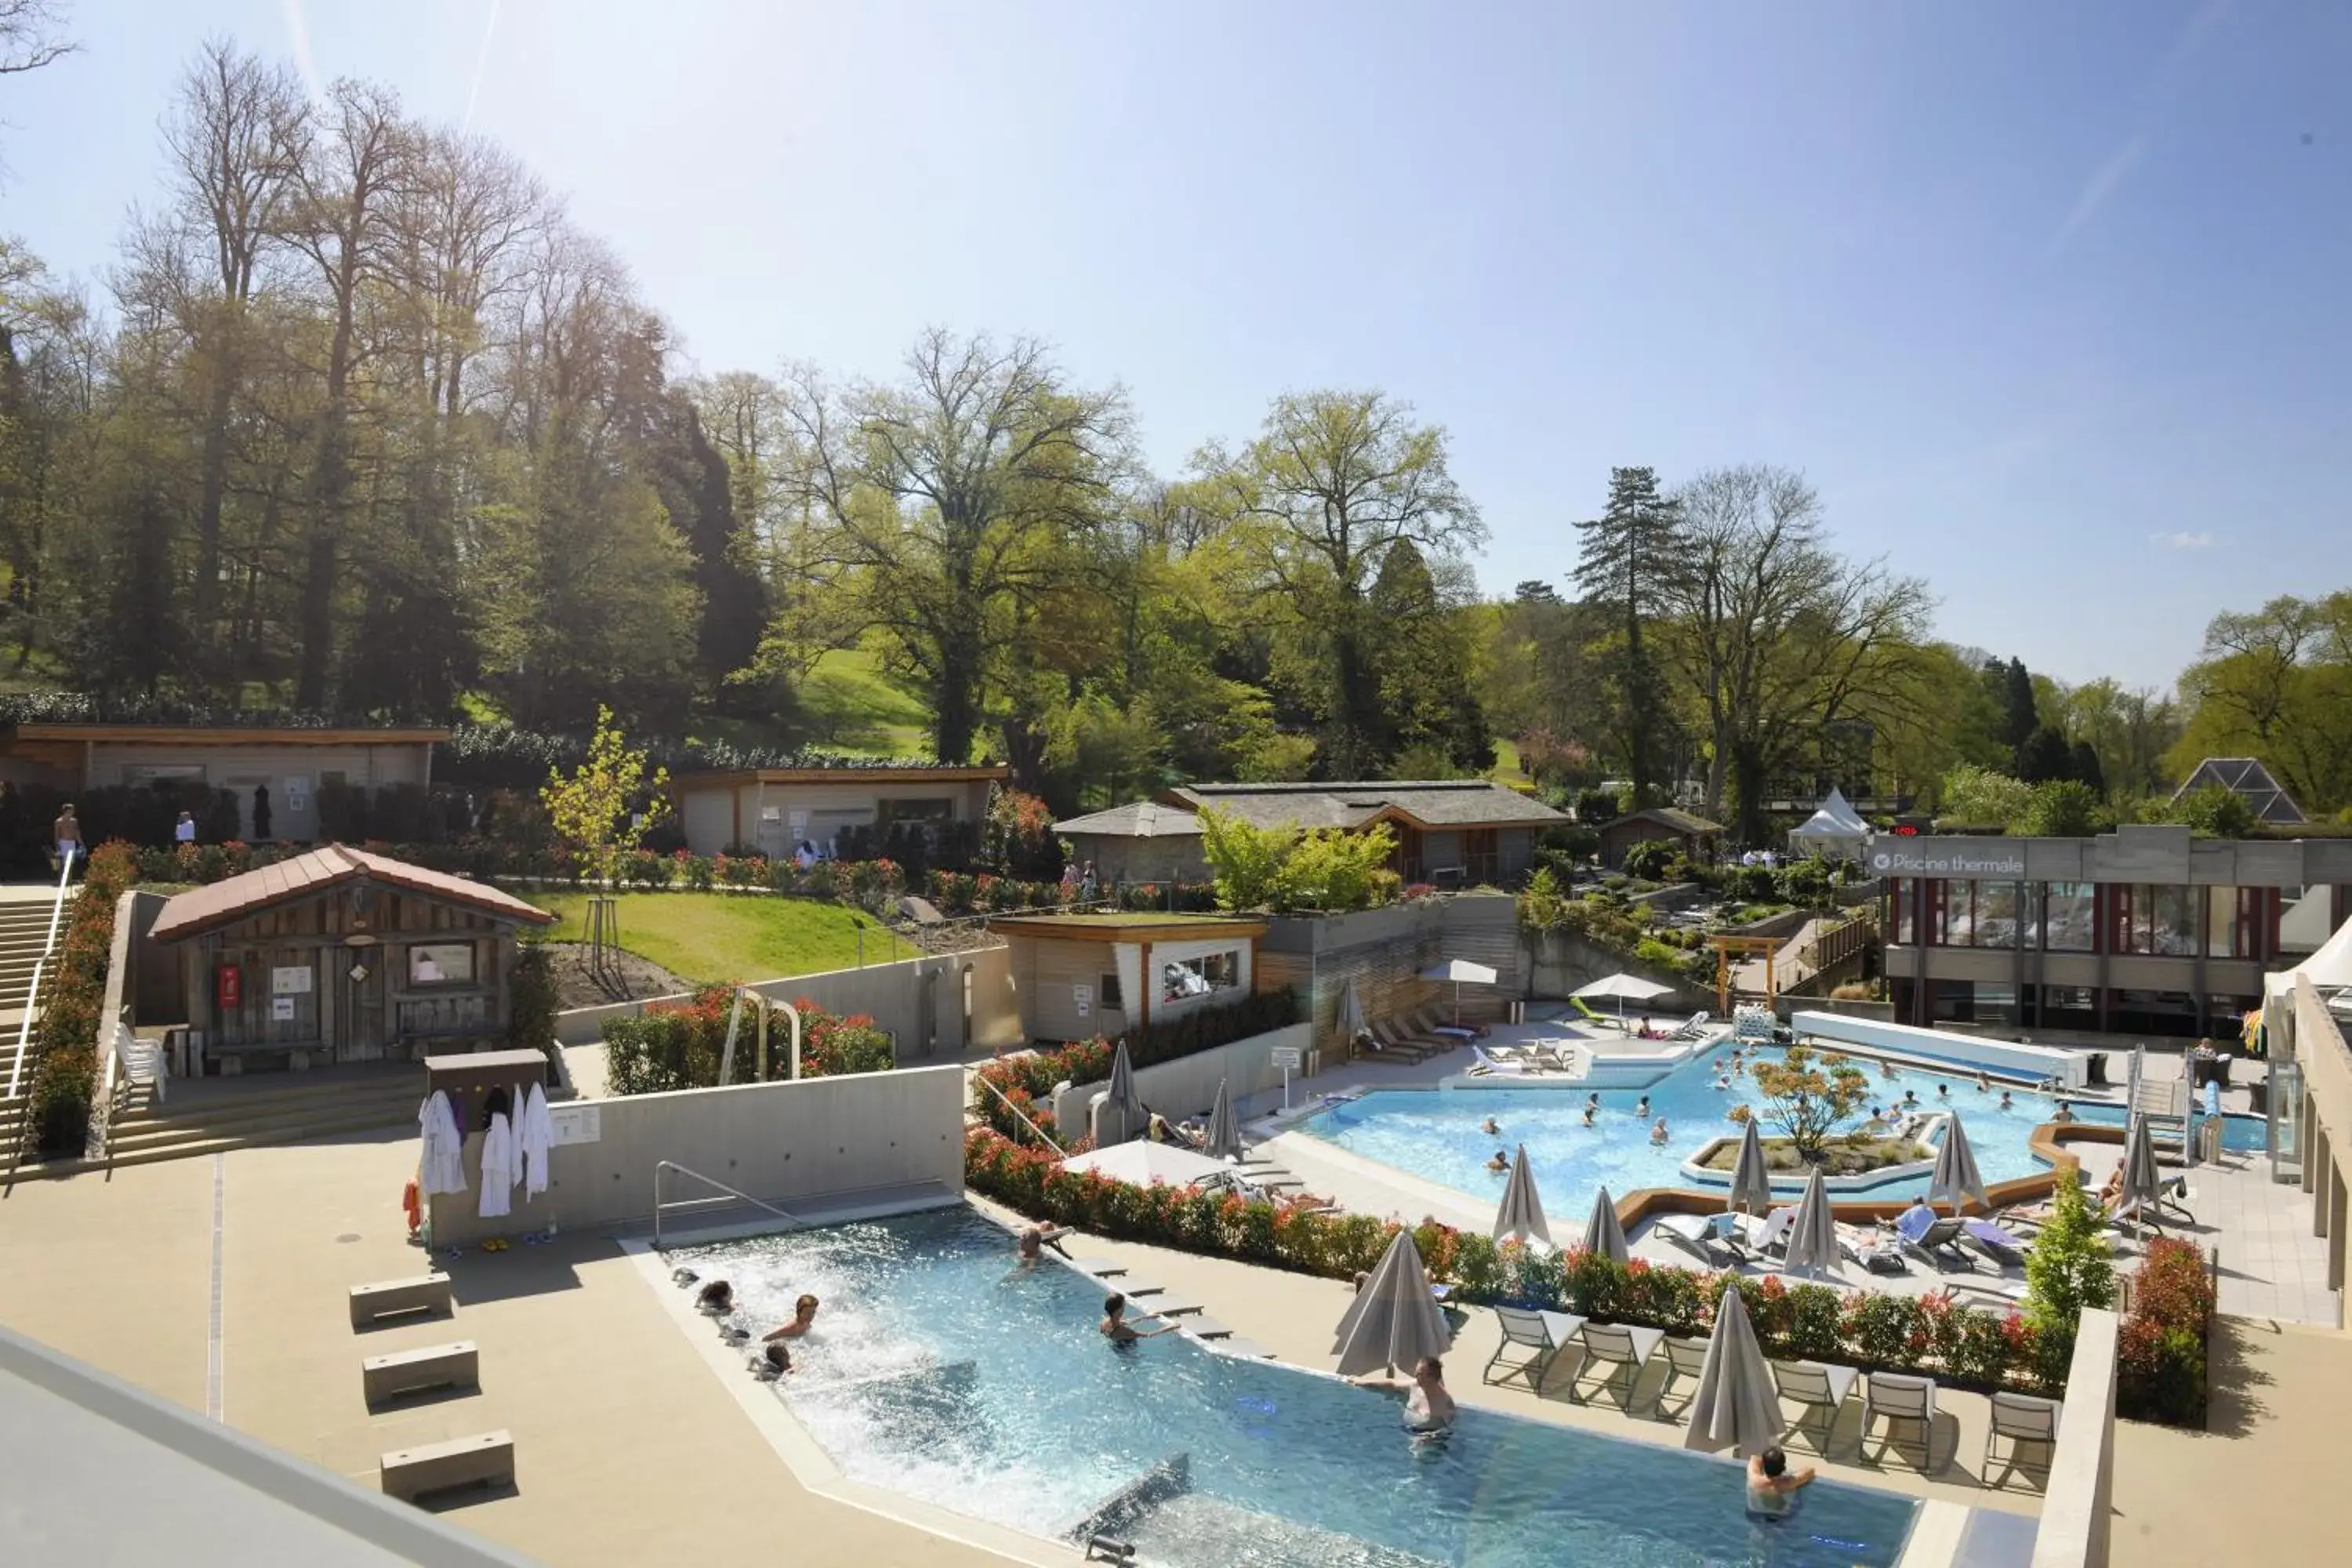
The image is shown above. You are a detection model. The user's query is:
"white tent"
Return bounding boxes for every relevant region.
[2297,913,2352,990]
[1787,788,1871,859]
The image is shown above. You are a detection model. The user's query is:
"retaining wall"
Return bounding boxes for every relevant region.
[1051,1022,1316,1144]
[425,1062,967,1247]
[2033,1308,2119,1568]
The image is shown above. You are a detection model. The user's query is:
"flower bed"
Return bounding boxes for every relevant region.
[601,985,894,1095]
[26,841,140,1156]
[2117,1236,2216,1425]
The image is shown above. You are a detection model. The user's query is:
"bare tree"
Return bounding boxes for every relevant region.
[0,0,72,76]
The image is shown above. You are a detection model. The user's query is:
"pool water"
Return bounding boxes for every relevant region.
[675,1208,1920,1567]
[1302,1046,2116,1217]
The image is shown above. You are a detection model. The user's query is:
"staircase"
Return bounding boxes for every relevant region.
[14,1067,426,1178]
[0,894,69,1094]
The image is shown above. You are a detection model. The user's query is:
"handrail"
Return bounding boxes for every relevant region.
[972,1071,1067,1157]
[4,845,76,1102]
[652,1159,803,1249]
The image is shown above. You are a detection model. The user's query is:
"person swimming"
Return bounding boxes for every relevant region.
[1714,1074,1732,1090]
[1486,1149,1511,1173]
[1581,1105,1597,1127]
[1936,1083,1950,1099]
[1635,1095,1651,1119]
[1650,1118,1670,1145]
[1746,1446,1815,1519]
[765,1294,820,1341]
[1480,1116,1502,1136]
[2053,1099,2077,1124]
[1998,1091,2014,1110]
[1100,1293,1178,1344]
[1354,1356,1456,1441]
[695,1279,735,1314]
[1975,1070,1991,1093]
[1902,1088,1919,1107]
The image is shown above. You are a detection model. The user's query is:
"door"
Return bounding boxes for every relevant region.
[340,952,387,1062]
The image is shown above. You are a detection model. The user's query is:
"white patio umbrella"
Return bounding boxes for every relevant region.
[1418,960,1498,1026]
[1338,978,1369,1047]
[1573,971,1675,1029]
[2118,1112,2164,1227]
[1684,1284,1784,1457]
[1058,1140,1230,1187]
[1726,1116,1774,1215]
[1331,1229,1453,1377]
[1202,1077,1246,1162]
[1780,1164,1840,1277]
[1580,1184,1629,1265]
[1102,1039,1141,1145]
[1494,1145,1552,1247]
[1929,1113,1989,1214]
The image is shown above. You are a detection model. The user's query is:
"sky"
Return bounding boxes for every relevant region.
[2,0,2347,692]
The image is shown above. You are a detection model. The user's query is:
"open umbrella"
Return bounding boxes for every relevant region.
[1780,1164,1839,1277]
[1331,1229,1453,1377]
[1057,1140,1232,1187]
[1929,1112,1988,1214]
[1684,1283,1784,1457]
[1418,960,1498,1027]
[1580,1184,1629,1265]
[1202,1077,1245,1162]
[1573,971,1675,1029]
[1494,1145,1552,1247]
[1726,1117,1774,1215]
[2118,1112,2163,1229]
[1102,1040,1140,1145]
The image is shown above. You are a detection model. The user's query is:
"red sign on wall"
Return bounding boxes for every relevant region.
[215,964,241,1011]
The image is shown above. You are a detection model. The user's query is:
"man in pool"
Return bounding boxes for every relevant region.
[1485,1149,1510,1172]
[1353,1356,1456,1439]
[695,1279,735,1314]
[1936,1083,1951,1099]
[1635,1094,1650,1119]
[2052,1099,2077,1124]
[1100,1293,1179,1344]
[1650,1117,1670,1145]
[1998,1090,2015,1111]
[1480,1116,1501,1136]
[1015,1224,1073,1265]
[1902,1088,1920,1108]
[765,1294,820,1341]
[1581,1104,1597,1127]
[1745,1446,1814,1519]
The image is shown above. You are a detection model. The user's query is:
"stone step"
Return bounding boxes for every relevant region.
[111,1087,423,1146]
[12,1105,434,1178]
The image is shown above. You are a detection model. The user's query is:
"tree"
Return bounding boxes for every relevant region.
[0,0,71,79]
[1278,822,1396,910]
[1746,1045,1868,1163]
[2068,739,2107,797]
[1936,763,2034,829]
[2059,678,2180,801]
[2167,782,2256,839]
[1205,390,1483,779]
[1573,466,1683,807]
[1998,656,2039,764]
[1367,538,1491,775]
[2024,1176,2117,1370]
[1197,804,1296,911]
[539,705,670,884]
[784,330,1131,764]
[2017,724,2074,784]
[2021,779,2104,838]
[2170,593,2352,817]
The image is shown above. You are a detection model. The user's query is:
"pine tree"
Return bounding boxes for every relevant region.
[2001,656,2040,762]
[1572,466,1685,805]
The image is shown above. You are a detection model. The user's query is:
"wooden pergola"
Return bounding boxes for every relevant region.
[1710,933,1784,1018]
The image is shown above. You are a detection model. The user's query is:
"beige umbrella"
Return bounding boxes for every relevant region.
[1580,1185,1629,1265]
[1726,1116,1774,1215]
[1780,1164,1840,1277]
[1685,1283,1785,1457]
[1929,1112,1988,1215]
[1494,1145,1552,1247]
[1331,1230,1453,1377]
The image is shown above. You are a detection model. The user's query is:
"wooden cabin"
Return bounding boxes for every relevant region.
[147,844,555,1074]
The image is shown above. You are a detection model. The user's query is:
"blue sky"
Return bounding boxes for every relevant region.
[4,1,2346,691]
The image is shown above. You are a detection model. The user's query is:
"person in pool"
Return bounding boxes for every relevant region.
[1354,1356,1456,1439]
[765,1294,820,1341]
[2052,1099,2077,1124]
[1879,1059,1899,1080]
[1486,1149,1511,1173]
[1635,1095,1651,1119]
[695,1279,735,1314]
[1015,1224,1073,1265]
[1100,1293,1179,1344]
[1999,1091,2015,1111]
[1902,1088,1920,1108]
[1586,1092,1602,1112]
[1936,1083,1951,1099]
[1581,1104,1598,1127]
[1480,1116,1502,1136]
[1650,1117,1670,1145]
[1746,1446,1815,1519]
[1976,1070,1992,1093]
[1713,1073,1732,1091]
[757,1341,794,1379]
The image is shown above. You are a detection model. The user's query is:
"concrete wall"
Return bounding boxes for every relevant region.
[553,942,1022,1061]
[2033,1306,2119,1568]
[1867,823,2352,888]
[1521,927,1713,1011]
[673,777,996,857]
[426,1062,967,1247]
[2289,972,2351,1315]
[1260,895,1529,1058]
[1052,1022,1315,1142]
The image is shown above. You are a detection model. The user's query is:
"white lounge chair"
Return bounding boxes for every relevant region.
[1772,1360,1860,1456]
[1743,1207,1797,1258]
[1483,1306,1588,1392]
[1862,1371,1937,1471]
[1652,1335,1712,1420]
[1669,1011,1712,1041]
[1653,1212,1751,1269]
[1838,1223,1907,1275]
[1572,1322,1667,1407]
[1983,1391,2062,1490]
[1468,1045,1526,1077]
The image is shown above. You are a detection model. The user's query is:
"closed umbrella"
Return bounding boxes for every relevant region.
[1494,1145,1552,1247]
[2118,1113,2163,1227]
[1202,1077,1245,1163]
[1331,1229,1452,1377]
[1573,971,1675,1029]
[1102,1040,1141,1145]
[1418,960,1499,1027]
[1780,1164,1839,1277]
[1338,978,1369,1047]
[1726,1117,1774,1215]
[1580,1184,1628,1265]
[1684,1283,1784,1457]
[1929,1113,1988,1214]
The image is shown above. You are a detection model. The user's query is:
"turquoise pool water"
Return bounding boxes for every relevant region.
[675,1207,1920,1567]
[1301,1047,2125,1214]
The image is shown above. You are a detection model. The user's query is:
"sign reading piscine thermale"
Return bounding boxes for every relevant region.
[1869,844,2028,877]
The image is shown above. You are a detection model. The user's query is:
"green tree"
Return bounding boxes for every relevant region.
[1936,763,2035,829]
[1368,538,1491,775]
[2017,724,2074,784]
[1573,466,1683,807]
[539,705,672,884]
[1196,804,1297,911]
[1279,822,1397,911]
[2023,1176,2117,1370]
[1747,1045,1868,1163]
[2167,782,2256,838]
[2021,779,2104,837]
[1998,655,2039,764]
[2169,593,2352,817]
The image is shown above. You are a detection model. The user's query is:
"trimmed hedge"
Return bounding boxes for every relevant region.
[26,841,140,1156]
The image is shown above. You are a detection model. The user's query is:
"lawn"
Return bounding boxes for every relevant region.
[526,891,916,985]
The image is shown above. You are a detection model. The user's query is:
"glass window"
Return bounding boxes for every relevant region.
[2153,887,2196,956]
[1938,881,1976,947]
[1976,883,2020,949]
[877,797,956,826]
[1891,879,1914,943]
[407,942,474,987]
[1975,982,2018,1025]
[1160,951,1239,1004]
[2207,887,2241,961]
[1100,971,1123,1010]
[2042,883,2095,951]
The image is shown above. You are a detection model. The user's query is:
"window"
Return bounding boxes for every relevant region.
[1890,879,1914,944]
[1100,971,1123,1010]
[1975,882,2020,949]
[2207,887,2262,960]
[1463,828,1499,883]
[1160,950,1239,1004]
[2119,886,2197,956]
[407,942,474,988]
[2041,883,2096,952]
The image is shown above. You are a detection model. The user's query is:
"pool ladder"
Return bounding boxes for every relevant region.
[652,1160,804,1248]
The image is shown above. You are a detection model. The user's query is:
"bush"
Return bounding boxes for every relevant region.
[2118,1236,2215,1425]
[1775,858,1834,909]
[504,945,560,1068]
[2022,779,2107,838]
[601,985,893,1095]
[1730,864,1778,902]
[2167,782,2256,840]
[2023,1177,2117,1374]
[1573,788,1621,826]
[25,840,141,1156]
[1621,839,1681,881]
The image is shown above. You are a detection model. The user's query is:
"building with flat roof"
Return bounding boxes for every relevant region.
[1056,779,1566,887]
[989,912,1268,1042]
[668,764,1008,858]
[1878,822,2352,1039]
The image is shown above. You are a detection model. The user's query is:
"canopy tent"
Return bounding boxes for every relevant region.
[1420,960,1500,1026]
[1787,788,1871,859]
[2297,913,2352,990]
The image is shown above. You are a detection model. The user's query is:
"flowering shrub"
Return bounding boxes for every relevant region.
[27,840,141,1156]
[2118,1236,2215,1425]
[601,984,893,1094]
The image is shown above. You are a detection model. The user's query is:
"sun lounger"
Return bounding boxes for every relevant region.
[1743,1207,1796,1258]
[1983,1391,2062,1490]
[1411,1008,1481,1042]
[1668,1011,1712,1041]
[1962,1218,2030,1269]
[1468,1045,1526,1076]
[1773,1360,1860,1457]
[1894,1212,1973,1271]
[1572,1321,1668,1407]
[1366,1022,1439,1062]
[1838,1224,1907,1275]
[1571,998,1624,1032]
[1483,1305,1588,1391]
[1862,1372,1937,1471]
[1653,1335,1712,1419]
[1653,1212,1749,1269]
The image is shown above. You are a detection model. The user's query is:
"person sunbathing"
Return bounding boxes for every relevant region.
[2096,1166,2126,1207]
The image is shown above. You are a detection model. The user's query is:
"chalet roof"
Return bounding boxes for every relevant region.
[148,844,554,944]
[671,764,1009,789]
[2170,757,2307,825]
[1603,806,1726,837]
[1052,801,1204,838]
[1156,780,1567,833]
[4,723,446,746]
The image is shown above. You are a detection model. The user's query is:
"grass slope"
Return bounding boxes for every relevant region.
[527,891,916,985]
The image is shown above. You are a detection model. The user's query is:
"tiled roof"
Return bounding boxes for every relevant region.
[148,844,555,943]
[1161,780,1568,833]
[1053,801,1205,837]
[1604,806,1726,837]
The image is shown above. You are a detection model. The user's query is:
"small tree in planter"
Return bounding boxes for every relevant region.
[1747,1045,1867,1163]
[541,706,670,979]
[2022,1174,2117,1385]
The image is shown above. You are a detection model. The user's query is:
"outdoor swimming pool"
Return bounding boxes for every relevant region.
[672,1207,1921,1567]
[1299,1045,2194,1216]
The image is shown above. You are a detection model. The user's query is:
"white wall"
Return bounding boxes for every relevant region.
[2033,1307,2118,1568]
[1051,1022,1313,1142]
[426,1063,967,1246]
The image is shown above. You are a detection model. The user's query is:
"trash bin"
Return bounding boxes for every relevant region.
[2085,1051,2110,1087]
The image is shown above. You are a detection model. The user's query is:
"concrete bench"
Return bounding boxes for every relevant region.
[380,1428,514,1502]
[362,1340,477,1405]
[350,1272,453,1330]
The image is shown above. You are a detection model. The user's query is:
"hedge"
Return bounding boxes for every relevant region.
[967,1125,2067,1396]
[25,841,140,1156]
[601,985,895,1095]
[2117,1236,2216,1425]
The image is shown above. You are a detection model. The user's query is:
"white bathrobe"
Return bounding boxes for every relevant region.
[520,1082,554,1199]
[418,1091,467,1196]
[478,1112,515,1219]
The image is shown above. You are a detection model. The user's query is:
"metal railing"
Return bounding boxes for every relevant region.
[652,1159,803,1249]
[971,1072,1067,1156]
[4,845,78,1103]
